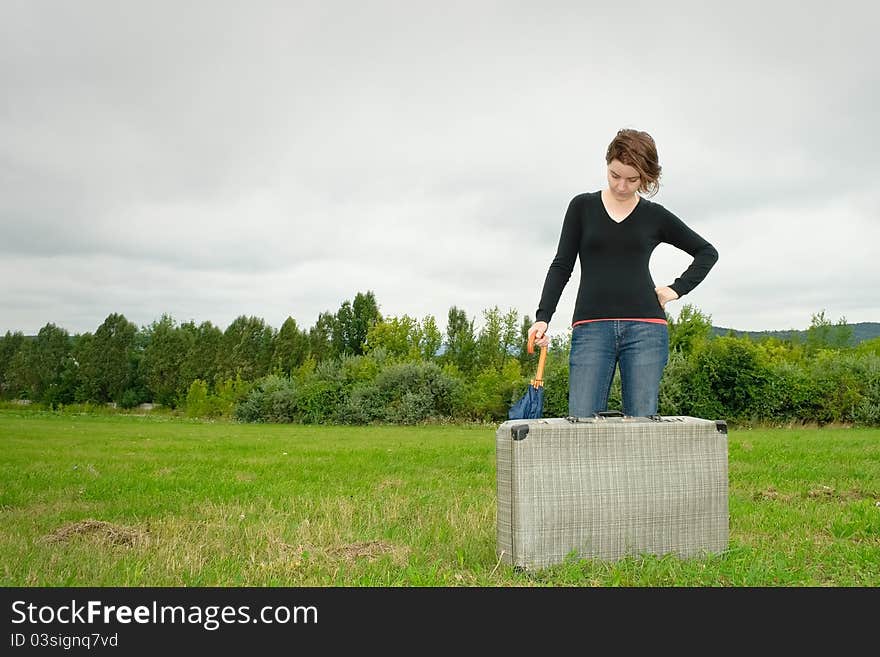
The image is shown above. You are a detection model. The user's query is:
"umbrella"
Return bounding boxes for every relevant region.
[508,333,548,420]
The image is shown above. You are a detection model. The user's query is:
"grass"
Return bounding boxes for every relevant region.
[1,410,878,586]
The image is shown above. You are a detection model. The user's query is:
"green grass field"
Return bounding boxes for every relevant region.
[1,410,878,586]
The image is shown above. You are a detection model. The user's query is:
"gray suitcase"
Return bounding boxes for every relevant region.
[496,414,729,570]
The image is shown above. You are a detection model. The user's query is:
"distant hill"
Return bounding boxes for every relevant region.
[710,322,880,345]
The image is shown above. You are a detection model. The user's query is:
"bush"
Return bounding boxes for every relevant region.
[181,329,880,427]
[387,389,436,425]
[234,375,297,423]
[214,375,251,417]
[804,351,880,424]
[684,337,770,421]
[185,380,211,418]
[336,384,385,424]
[339,351,385,385]
[658,350,691,416]
[532,336,571,418]
[269,385,298,423]
[296,380,344,425]
[374,361,463,424]
[118,388,144,410]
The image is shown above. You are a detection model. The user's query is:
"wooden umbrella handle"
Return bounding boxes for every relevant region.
[527,333,548,388]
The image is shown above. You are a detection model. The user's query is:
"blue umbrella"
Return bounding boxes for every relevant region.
[508,334,548,420]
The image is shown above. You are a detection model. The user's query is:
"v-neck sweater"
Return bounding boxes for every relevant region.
[535,191,718,325]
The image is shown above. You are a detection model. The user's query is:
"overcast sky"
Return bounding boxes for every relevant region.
[2,0,878,339]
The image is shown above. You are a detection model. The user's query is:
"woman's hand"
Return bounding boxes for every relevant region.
[655,286,679,310]
[528,321,550,349]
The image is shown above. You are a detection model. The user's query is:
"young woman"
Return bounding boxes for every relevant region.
[528,128,718,417]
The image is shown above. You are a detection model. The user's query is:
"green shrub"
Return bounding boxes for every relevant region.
[234,375,297,423]
[753,361,813,422]
[539,349,569,418]
[336,384,385,424]
[386,389,436,424]
[658,350,692,416]
[375,361,463,424]
[805,351,880,424]
[269,386,298,423]
[685,337,770,421]
[214,375,251,417]
[185,379,211,418]
[118,388,144,410]
[296,379,343,424]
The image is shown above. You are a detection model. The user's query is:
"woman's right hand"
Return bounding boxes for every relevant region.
[528,321,550,349]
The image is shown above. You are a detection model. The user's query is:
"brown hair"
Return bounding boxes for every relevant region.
[605,128,662,197]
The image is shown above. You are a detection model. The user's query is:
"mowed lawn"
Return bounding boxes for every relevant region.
[1,411,878,586]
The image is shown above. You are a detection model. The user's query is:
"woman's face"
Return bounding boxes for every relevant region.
[606,159,642,201]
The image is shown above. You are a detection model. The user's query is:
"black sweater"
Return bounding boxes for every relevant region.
[536,191,718,325]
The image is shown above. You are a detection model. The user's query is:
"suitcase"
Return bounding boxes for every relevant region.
[496,413,729,570]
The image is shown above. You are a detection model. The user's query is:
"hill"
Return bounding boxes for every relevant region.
[710,321,880,345]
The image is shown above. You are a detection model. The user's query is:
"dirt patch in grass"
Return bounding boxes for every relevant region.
[327,540,409,563]
[752,486,880,505]
[40,519,149,547]
[270,538,314,557]
[753,485,875,504]
[807,485,874,501]
[754,486,792,502]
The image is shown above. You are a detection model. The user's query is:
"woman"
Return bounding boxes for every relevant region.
[528,128,718,418]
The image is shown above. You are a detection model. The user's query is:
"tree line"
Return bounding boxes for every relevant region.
[0,291,530,411]
[1,293,877,425]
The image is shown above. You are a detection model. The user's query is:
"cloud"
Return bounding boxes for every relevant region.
[1,1,878,336]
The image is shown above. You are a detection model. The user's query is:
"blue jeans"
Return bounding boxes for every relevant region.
[568,320,669,418]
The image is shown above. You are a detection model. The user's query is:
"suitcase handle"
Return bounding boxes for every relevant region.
[565,412,624,422]
[565,412,665,423]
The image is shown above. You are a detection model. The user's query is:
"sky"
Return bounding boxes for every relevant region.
[2,0,878,339]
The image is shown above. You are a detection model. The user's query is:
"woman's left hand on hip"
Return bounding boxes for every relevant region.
[655,286,679,309]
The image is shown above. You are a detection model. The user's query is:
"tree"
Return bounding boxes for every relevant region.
[417,315,443,362]
[364,313,443,362]
[4,339,36,400]
[855,336,880,358]
[76,313,139,403]
[0,331,26,398]
[141,314,192,406]
[309,312,336,363]
[517,314,533,369]
[443,306,477,373]
[351,291,383,353]
[180,321,222,390]
[805,310,852,352]
[364,315,418,360]
[475,306,519,372]
[333,291,383,357]
[668,304,714,355]
[831,316,852,349]
[333,301,354,357]
[31,323,73,404]
[72,332,96,402]
[273,316,310,376]
[219,316,275,381]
